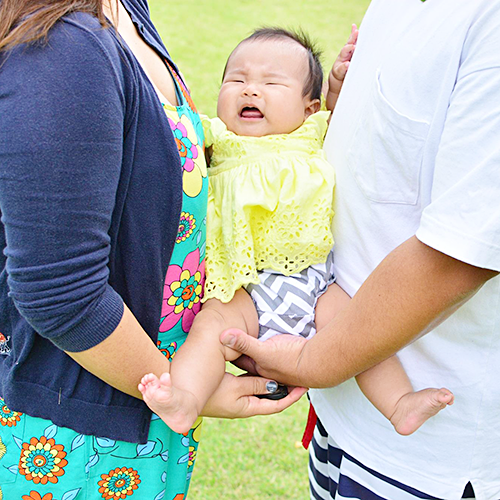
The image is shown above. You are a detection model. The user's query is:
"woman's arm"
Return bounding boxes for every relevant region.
[66,304,172,398]
[69,301,308,414]
[0,22,159,379]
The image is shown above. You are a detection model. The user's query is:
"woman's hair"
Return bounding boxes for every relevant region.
[0,0,110,52]
[232,27,324,102]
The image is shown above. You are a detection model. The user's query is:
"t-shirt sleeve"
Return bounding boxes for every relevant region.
[0,20,127,351]
[416,5,500,272]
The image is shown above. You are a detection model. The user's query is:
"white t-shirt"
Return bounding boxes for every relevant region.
[311,1,500,499]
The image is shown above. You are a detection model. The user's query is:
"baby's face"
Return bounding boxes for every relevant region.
[217,38,317,137]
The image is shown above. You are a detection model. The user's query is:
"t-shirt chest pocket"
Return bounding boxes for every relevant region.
[347,69,430,205]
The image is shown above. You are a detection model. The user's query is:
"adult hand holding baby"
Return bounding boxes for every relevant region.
[221,329,309,388]
[201,371,307,419]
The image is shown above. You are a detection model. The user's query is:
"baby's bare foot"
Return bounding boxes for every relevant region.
[390,388,454,436]
[138,372,199,434]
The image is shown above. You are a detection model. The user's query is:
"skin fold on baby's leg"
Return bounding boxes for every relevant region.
[139,288,259,434]
[315,283,454,435]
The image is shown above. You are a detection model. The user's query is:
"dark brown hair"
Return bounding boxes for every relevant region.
[0,0,109,52]
[227,27,324,102]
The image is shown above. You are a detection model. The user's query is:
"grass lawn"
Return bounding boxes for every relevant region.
[149,0,371,117]
[147,1,371,498]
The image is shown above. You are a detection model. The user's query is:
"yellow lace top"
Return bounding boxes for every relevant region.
[203,110,335,303]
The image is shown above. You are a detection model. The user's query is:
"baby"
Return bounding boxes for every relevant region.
[139,26,453,436]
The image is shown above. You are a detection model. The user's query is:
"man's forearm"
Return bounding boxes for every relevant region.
[298,236,498,387]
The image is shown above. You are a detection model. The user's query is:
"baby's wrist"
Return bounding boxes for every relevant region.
[328,71,343,94]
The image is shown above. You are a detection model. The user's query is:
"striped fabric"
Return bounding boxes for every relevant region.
[245,249,335,341]
[308,418,477,500]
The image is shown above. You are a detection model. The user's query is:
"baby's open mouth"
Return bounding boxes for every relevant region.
[240,107,264,119]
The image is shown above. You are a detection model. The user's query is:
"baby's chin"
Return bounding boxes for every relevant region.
[221,118,298,137]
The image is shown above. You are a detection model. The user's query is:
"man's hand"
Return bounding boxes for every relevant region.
[220,330,309,387]
[201,371,307,419]
[222,237,498,390]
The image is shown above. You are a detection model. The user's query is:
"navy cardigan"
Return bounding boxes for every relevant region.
[0,0,183,443]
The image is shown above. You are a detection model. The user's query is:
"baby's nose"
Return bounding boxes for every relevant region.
[243,84,260,97]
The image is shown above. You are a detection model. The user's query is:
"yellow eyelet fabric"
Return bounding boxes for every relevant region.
[203,110,335,303]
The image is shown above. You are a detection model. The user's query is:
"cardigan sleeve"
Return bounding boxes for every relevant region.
[0,17,128,351]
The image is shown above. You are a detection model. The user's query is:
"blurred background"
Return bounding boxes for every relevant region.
[148,1,370,498]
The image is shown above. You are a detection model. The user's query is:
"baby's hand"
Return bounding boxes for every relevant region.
[326,24,358,112]
[331,24,358,83]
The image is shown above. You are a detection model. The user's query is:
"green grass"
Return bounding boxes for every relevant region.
[147,1,370,498]
[150,0,370,117]
[189,384,311,499]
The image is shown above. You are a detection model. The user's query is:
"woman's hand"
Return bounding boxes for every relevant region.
[220,330,309,387]
[201,371,307,419]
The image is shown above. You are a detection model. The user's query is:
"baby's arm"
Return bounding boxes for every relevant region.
[139,288,259,433]
[325,24,358,112]
[315,282,453,435]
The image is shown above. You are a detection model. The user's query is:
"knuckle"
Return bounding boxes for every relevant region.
[253,377,263,395]
[235,334,247,350]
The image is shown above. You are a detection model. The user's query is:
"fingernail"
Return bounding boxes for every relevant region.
[266,381,278,393]
[223,334,235,347]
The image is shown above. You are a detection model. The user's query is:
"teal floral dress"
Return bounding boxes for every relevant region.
[0,64,208,500]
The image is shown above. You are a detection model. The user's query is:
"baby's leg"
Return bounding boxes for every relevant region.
[315,283,454,435]
[139,288,259,433]
[355,359,454,435]
[315,282,351,329]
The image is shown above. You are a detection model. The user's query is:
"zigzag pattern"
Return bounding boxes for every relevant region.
[246,249,335,341]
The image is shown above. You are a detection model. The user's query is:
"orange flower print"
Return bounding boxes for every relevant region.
[22,491,53,500]
[173,495,185,500]
[0,332,10,355]
[176,212,196,244]
[157,340,177,361]
[0,397,22,427]
[19,436,67,485]
[98,467,141,499]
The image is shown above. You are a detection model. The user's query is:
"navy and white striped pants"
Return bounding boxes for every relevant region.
[309,418,478,500]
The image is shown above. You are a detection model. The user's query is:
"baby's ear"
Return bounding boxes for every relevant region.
[304,98,321,118]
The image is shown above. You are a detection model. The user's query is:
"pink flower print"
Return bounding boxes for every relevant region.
[164,110,207,198]
[168,117,199,173]
[160,249,205,333]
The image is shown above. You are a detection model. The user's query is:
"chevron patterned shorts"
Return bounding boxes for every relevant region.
[245,248,335,341]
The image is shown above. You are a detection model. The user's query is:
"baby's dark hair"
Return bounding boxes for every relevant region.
[231,27,324,101]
